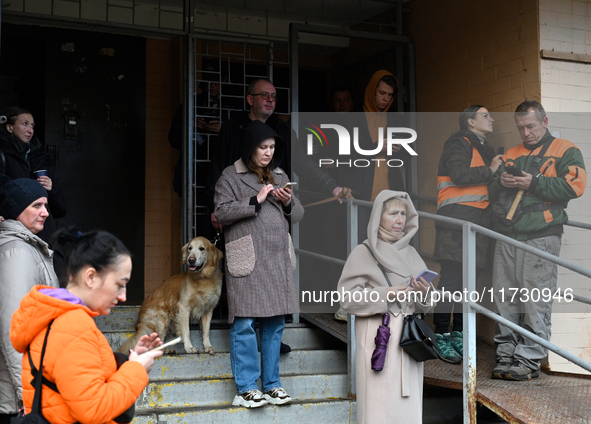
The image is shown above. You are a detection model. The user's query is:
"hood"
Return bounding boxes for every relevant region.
[240,120,284,172]
[0,220,52,257]
[10,285,97,353]
[365,190,423,279]
[363,69,397,113]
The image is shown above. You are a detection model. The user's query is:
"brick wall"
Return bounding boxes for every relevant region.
[539,0,591,374]
[145,38,176,298]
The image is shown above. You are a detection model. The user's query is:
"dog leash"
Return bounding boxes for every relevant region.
[212,233,221,247]
[302,187,353,208]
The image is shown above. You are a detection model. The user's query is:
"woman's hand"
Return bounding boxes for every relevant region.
[490,154,503,174]
[257,184,274,204]
[274,187,292,206]
[37,176,53,192]
[132,333,162,354]
[129,349,162,373]
[410,277,431,295]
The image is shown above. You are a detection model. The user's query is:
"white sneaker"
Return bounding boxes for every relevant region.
[334,307,348,322]
[232,389,268,408]
[263,387,292,405]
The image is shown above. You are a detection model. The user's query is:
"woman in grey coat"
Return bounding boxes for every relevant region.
[0,177,59,421]
[214,120,304,410]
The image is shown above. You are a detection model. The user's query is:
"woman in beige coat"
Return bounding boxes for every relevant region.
[338,190,435,424]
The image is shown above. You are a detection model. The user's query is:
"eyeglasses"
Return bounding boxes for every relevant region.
[250,92,278,102]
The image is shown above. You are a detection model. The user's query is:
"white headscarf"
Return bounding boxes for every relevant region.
[365,190,426,281]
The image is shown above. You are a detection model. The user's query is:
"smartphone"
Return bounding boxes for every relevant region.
[505,166,522,177]
[281,182,297,190]
[416,269,439,284]
[497,146,505,155]
[148,336,181,352]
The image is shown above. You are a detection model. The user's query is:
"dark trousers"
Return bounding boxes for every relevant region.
[433,260,463,334]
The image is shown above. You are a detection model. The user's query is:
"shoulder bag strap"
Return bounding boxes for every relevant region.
[28,320,55,414]
[362,243,404,311]
[527,137,554,175]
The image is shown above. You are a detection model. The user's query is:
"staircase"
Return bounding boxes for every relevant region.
[96,306,357,423]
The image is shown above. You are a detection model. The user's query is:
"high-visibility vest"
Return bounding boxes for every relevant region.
[436,137,489,211]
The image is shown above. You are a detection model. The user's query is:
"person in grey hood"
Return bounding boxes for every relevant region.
[0,176,59,421]
[214,120,304,409]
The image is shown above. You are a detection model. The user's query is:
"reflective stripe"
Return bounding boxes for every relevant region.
[437,194,489,210]
[436,180,457,190]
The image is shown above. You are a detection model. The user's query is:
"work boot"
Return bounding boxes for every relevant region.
[450,331,463,356]
[434,333,462,364]
[504,362,539,381]
[491,360,513,379]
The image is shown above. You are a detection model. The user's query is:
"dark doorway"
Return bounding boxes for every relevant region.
[0,24,146,303]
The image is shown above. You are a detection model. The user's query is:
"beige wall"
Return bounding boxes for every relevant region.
[539,0,591,374]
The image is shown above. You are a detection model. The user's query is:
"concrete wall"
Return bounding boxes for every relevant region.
[539,0,591,374]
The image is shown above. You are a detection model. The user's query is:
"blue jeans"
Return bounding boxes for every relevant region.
[230,315,285,394]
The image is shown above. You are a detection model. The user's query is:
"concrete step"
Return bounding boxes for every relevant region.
[149,349,347,380]
[137,373,348,410]
[132,399,356,424]
[104,326,341,353]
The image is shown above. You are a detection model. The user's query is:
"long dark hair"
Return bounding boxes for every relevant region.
[51,227,130,285]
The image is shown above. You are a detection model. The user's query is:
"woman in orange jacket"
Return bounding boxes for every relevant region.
[10,229,162,424]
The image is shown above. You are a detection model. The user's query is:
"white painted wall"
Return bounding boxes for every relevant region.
[540,0,591,374]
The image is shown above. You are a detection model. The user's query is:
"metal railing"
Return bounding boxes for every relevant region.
[294,196,591,423]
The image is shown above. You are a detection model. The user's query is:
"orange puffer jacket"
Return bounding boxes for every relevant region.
[10,285,148,424]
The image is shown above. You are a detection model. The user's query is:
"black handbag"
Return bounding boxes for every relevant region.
[362,243,438,363]
[11,321,54,424]
[399,314,438,362]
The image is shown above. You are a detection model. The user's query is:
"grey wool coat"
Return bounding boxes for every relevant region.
[214,159,304,323]
[0,220,59,414]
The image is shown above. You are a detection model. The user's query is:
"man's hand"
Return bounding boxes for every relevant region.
[211,213,223,232]
[500,171,533,190]
[332,187,353,204]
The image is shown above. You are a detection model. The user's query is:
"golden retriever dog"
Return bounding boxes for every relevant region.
[118,237,223,355]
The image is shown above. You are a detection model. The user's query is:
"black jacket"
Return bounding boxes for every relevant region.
[0,127,67,243]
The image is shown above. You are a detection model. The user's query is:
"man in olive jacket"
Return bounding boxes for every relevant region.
[489,100,586,381]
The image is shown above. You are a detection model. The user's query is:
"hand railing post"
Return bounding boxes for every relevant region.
[346,200,357,398]
[462,222,477,423]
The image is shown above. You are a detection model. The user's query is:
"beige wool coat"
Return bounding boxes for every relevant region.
[338,190,435,424]
[214,159,304,323]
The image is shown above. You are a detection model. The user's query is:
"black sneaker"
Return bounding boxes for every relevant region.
[504,362,539,381]
[491,361,513,379]
[280,342,292,354]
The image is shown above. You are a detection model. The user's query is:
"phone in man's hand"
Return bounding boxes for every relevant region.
[505,166,523,177]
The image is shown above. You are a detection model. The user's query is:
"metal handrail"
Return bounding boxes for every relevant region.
[294,196,591,424]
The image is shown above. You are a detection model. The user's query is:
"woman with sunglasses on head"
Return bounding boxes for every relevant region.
[10,228,163,424]
[0,107,66,243]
